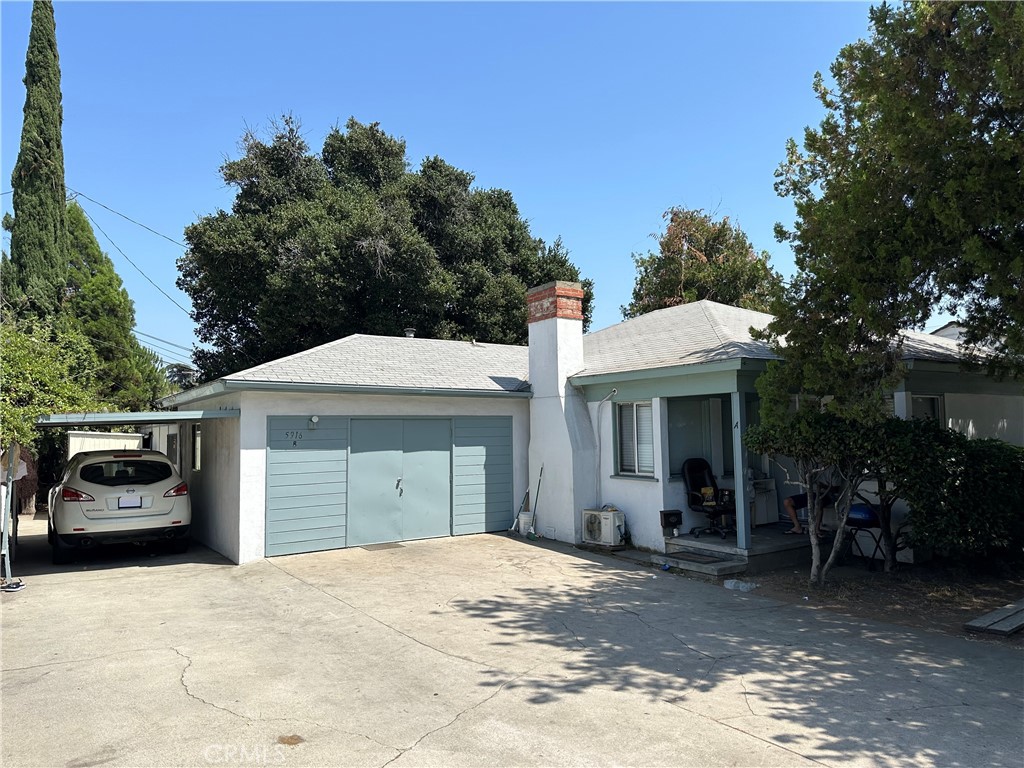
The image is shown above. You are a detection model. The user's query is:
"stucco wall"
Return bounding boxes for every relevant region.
[588,397,668,552]
[236,391,531,564]
[175,394,242,563]
[945,393,1024,446]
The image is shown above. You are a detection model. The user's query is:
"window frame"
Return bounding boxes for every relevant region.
[616,401,655,477]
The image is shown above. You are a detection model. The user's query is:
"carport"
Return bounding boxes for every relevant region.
[35,409,241,562]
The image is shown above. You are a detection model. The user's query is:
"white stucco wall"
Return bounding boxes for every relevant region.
[176,394,242,564]
[236,391,531,564]
[945,393,1024,446]
[528,315,597,544]
[588,397,668,552]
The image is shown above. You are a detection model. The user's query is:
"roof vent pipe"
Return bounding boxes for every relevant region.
[404,328,415,338]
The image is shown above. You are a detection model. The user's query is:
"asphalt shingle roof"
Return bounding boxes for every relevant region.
[578,301,778,378]
[219,302,968,393]
[576,300,967,378]
[224,334,530,393]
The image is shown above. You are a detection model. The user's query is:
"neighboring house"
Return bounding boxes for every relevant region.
[41,282,1024,565]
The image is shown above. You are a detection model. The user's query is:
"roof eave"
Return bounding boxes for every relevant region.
[218,379,532,399]
[570,357,768,386]
[37,410,241,427]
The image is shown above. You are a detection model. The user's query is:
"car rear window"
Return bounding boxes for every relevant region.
[80,460,173,487]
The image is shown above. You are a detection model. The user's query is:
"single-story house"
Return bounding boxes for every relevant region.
[42,282,1023,564]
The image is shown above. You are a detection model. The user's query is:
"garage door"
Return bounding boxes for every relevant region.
[266,416,349,556]
[265,414,514,555]
[348,419,452,546]
[452,416,514,534]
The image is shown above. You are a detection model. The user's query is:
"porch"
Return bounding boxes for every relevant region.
[646,523,825,578]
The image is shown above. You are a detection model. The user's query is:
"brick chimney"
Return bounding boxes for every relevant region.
[526,281,585,399]
[526,281,594,543]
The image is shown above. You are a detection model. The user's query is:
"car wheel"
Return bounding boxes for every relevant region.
[52,534,74,565]
[47,520,54,545]
[167,536,190,555]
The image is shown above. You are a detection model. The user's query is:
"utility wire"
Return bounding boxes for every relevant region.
[67,187,187,248]
[77,205,193,318]
[139,341,193,366]
[133,329,193,353]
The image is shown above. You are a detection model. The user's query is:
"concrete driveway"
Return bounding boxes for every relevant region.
[3,514,1022,768]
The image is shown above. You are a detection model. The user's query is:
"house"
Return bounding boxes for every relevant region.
[41,281,1024,565]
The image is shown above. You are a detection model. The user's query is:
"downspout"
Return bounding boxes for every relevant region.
[594,388,618,508]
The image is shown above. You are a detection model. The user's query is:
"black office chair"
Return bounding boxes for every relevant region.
[682,458,736,539]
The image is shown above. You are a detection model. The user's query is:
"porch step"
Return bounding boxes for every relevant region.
[964,598,1024,636]
[650,551,747,578]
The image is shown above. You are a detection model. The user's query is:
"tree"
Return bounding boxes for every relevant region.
[5,1,69,318]
[178,117,593,380]
[164,363,198,391]
[0,313,104,450]
[64,202,168,409]
[775,2,1024,378]
[622,207,782,319]
[748,264,904,584]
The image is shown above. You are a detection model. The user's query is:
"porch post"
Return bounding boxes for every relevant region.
[731,391,751,550]
[894,384,912,420]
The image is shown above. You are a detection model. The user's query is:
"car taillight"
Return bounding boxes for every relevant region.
[62,487,95,502]
[164,482,188,498]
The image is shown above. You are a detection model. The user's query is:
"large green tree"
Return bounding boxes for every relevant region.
[623,207,782,319]
[5,1,69,318]
[0,313,103,449]
[775,1,1024,378]
[178,117,593,379]
[64,202,168,409]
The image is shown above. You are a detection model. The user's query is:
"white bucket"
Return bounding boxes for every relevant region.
[517,514,534,534]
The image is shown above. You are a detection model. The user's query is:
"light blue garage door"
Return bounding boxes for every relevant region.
[348,419,452,546]
[452,416,514,535]
[266,417,348,556]
[265,414,514,556]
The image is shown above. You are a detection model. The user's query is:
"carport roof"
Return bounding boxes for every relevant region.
[37,410,240,427]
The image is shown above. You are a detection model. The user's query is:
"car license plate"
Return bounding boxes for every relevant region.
[118,496,142,509]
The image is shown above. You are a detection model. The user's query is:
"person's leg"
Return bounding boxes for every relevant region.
[784,496,803,533]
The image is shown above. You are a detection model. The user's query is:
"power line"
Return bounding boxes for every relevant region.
[67,187,187,248]
[77,205,193,318]
[138,340,193,366]
[133,329,193,353]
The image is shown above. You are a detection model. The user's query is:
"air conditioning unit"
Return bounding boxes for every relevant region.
[582,508,625,546]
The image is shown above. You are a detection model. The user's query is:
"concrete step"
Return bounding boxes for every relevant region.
[650,551,747,578]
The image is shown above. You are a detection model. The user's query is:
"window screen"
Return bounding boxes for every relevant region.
[618,402,654,475]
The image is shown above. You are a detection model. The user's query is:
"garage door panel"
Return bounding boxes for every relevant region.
[452,470,513,484]
[267,516,347,536]
[452,417,513,534]
[266,534,347,555]
[268,461,347,477]
[267,481,346,499]
[266,503,346,523]
[266,416,348,556]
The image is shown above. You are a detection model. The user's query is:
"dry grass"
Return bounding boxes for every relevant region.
[753,560,1024,647]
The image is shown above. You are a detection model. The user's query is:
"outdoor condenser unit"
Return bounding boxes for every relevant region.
[581,508,625,546]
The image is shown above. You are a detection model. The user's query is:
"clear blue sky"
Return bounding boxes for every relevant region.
[3,1,893,368]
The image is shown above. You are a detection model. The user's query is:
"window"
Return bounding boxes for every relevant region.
[80,460,172,486]
[166,433,179,466]
[912,395,944,424]
[191,424,202,471]
[618,402,654,475]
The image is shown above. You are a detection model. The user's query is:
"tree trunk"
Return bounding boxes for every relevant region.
[819,484,857,584]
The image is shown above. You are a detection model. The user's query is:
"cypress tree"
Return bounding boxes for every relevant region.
[8,1,68,318]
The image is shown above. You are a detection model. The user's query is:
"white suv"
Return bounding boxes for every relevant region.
[48,449,191,564]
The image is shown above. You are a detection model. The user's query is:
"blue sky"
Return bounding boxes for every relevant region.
[3,1,887,368]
